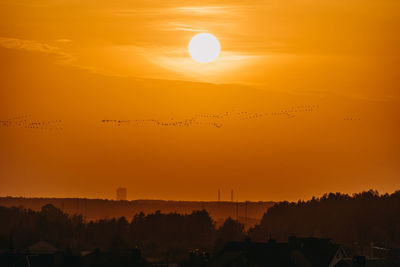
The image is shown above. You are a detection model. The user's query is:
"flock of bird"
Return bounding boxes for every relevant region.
[343,117,361,121]
[1,106,362,131]
[102,118,223,128]
[0,114,63,131]
[101,105,319,129]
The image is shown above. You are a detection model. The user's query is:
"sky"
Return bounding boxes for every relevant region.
[0,0,399,201]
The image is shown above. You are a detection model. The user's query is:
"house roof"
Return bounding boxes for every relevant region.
[208,241,294,267]
[207,237,344,267]
[294,237,342,267]
[28,240,57,254]
[335,258,390,267]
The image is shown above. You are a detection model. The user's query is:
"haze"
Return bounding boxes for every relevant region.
[0,0,399,201]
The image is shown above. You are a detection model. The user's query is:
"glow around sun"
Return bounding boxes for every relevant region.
[188,33,220,63]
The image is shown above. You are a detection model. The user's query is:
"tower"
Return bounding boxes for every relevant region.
[218,189,220,201]
[116,187,127,201]
[245,201,248,228]
[236,200,239,221]
[231,190,234,202]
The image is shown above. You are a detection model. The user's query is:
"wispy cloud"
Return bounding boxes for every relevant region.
[106,5,240,18]
[0,37,75,64]
[0,37,58,53]
[174,6,230,15]
[161,22,207,32]
[55,38,72,43]
[129,45,262,83]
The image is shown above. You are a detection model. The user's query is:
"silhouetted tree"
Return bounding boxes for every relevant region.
[1,190,400,262]
[214,217,245,252]
[249,190,400,250]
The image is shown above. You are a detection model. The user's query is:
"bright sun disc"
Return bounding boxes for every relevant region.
[188,33,220,63]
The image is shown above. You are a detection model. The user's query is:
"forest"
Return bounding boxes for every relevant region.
[0,190,399,261]
[249,190,400,247]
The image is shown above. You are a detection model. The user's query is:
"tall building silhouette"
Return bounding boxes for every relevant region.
[116,187,127,201]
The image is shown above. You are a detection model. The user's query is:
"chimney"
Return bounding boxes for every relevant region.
[369,242,374,258]
[288,236,299,249]
[353,256,366,267]
[236,200,239,221]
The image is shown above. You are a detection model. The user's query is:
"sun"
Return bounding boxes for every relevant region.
[188,33,220,63]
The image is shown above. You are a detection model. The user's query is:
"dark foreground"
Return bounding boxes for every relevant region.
[1,190,400,266]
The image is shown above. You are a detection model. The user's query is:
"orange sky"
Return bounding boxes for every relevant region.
[0,0,399,201]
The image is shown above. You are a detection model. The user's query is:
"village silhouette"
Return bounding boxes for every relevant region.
[0,190,399,266]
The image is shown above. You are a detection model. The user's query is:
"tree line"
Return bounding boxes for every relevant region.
[249,190,400,248]
[0,205,244,260]
[1,190,399,260]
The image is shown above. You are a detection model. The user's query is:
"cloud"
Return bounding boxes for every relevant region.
[174,6,230,15]
[55,39,72,43]
[161,22,207,32]
[0,37,58,53]
[0,37,75,64]
[132,45,262,83]
[105,5,238,18]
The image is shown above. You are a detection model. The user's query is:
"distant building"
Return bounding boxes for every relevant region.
[116,187,127,201]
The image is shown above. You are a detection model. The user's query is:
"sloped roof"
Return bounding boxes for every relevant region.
[28,240,57,253]
[208,238,344,267]
[208,241,294,267]
[294,237,342,267]
[335,258,390,267]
